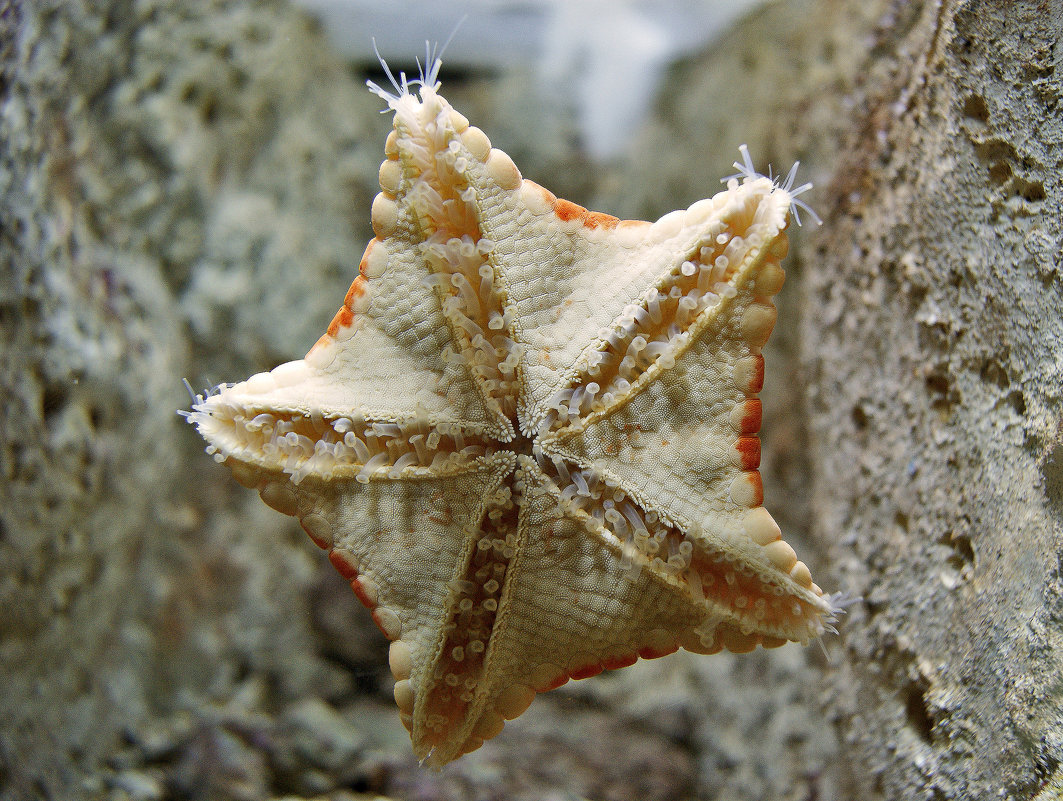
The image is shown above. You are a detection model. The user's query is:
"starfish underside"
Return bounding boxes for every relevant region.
[187,66,836,767]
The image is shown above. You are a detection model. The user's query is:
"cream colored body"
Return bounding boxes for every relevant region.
[188,72,835,767]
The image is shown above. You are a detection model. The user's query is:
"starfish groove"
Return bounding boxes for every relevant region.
[186,62,837,767]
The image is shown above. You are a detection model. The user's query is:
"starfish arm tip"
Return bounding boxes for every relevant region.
[366,23,465,108]
[720,145,823,226]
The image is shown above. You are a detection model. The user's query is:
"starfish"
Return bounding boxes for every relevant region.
[185,53,837,767]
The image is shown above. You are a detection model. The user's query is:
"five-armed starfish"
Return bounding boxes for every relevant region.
[186,53,838,766]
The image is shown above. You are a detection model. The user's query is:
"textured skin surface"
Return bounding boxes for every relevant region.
[188,72,835,767]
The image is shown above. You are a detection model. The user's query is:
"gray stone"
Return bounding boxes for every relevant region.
[0,1,383,797]
[635,0,1063,797]
[277,697,365,774]
[108,770,163,801]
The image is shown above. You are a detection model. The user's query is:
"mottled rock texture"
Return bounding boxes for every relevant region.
[1,0,1059,800]
[630,1,1063,797]
[806,3,1063,798]
[0,2,388,798]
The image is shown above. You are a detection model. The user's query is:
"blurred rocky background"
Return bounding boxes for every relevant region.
[1,1,1060,800]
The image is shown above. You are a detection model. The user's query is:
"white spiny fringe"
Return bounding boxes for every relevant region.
[176,378,228,419]
[365,22,463,107]
[723,144,822,227]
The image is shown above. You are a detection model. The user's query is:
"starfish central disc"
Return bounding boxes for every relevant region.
[186,61,838,767]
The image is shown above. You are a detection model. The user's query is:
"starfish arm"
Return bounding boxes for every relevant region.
[469,185,718,433]
[498,459,705,676]
[404,458,708,766]
[536,180,835,646]
[186,232,509,478]
[534,176,792,438]
[188,86,530,481]
[223,450,521,760]
[327,85,528,433]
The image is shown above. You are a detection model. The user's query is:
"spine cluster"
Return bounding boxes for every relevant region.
[395,98,525,420]
[540,222,755,434]
[198,405,494,485]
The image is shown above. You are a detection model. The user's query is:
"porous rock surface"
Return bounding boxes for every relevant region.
[805,3,1063,798]
[0,2,388,799]
[630,0,1063,797]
